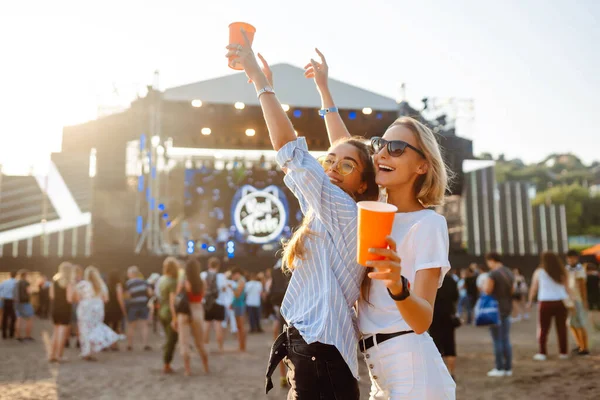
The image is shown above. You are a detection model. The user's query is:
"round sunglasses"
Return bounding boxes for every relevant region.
[370,137,426,159]
[317,155,360,176]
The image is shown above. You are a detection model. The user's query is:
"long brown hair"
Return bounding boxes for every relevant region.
[540,251,567,284]
[282,137,378,273]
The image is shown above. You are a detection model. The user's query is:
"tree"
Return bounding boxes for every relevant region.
[532,184,598,235]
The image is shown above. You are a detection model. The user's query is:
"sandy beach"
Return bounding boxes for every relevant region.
[1,309,598,400]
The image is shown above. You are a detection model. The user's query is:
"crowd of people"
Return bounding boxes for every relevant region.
[0,256,290,379]
[431,249,599,380]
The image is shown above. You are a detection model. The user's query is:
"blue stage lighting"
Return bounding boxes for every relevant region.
[162,213,168,219]
[349,111,357,120]
[201,243,208,250]
[136,216,143,234]
[166,221,171,228]
[376,113,383,120]
[207,246,216,253]
[158,204,165,211]
[293,109,302,118]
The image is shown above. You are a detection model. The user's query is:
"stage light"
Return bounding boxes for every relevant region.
[191,99,203,108]
[187,240,195,254]
[162,213,168,219]
[282,104,290,112]
[136,216,143,234]
[201,243,208,249]
[227,240,235,247]
[245,128,256,137]
[201,127,212,135]
[235,102,245,110]
[166,221,171,228]
[348,111,357,120]
[158,204,165,211]
[362,107,373,115]
[151,135,161,147]
[293,109,302,118]
[376,113,383,120]
[207,246,216,253]
[156,145,165,155]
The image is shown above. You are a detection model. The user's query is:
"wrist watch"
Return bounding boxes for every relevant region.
[387,276,411,301]
[318,106,338,116]
[257,86,275,99]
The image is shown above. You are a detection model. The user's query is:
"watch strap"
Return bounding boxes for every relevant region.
[257,86,275,99]
[387,276,411,301]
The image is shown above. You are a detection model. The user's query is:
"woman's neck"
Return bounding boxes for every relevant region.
[386,187,425,213]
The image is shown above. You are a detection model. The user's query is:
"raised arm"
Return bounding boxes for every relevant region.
[226,31,295,151]
[305,48,351,145]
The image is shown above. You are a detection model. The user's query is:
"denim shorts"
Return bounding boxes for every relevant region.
[232,305,246,318]
[570,301,587,329]
[15,303,34,318]
[127,303,150,322]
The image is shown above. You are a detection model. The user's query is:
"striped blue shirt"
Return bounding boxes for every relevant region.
[277,137,365,378]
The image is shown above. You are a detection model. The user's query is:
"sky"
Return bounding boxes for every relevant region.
[0,0,598,173]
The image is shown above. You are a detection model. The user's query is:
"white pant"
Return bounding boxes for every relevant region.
[361,331,456,400]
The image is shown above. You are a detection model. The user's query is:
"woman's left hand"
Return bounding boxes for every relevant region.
[366,236,404,295]
[225,28,264,84]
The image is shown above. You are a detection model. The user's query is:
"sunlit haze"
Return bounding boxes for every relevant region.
[0,0,598,173]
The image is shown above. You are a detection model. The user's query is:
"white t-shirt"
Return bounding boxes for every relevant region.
[535,269,568,301]
[566,263,586,301]
[358,209,451,335]
[476,272,489,292]
[200,271,229,306]
[245,281,263,307]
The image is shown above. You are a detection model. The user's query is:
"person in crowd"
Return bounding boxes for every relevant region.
[147,273,162,335]
[66,265,84,349]
[222,270,238,335]
[49,262,75,362]
[245,272,264,333]
[201,257,228,352]
[0,271,18,340]
[483,252,515,377]
[262,268,274,320]
[229,42,380,398]
[14,269,35,342]
[104,269,126,351]
[124,266,152,351]
[476,264,490,294]
[465,265,480,324]
[585,263,600,330]
[565,249,590,355]
[159,257,180,374]
[37,275,51,319]
[430,272,460,380]
[306,48,456,397]
[176,258,209,376]
[230,267,247,351]
[75,266,122,361]
[457,268,472,324]
[527,252,571,361]
[511,268,529,322]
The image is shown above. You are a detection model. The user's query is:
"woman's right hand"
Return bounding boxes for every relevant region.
[304,48,329,91]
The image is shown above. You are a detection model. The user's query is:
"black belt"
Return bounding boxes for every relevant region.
[359,330,414,352]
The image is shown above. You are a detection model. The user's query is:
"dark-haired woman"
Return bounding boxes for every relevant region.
[227,34,378,399]
[176,258,209,376]
[104,269,126,351]
[528,251,572,360]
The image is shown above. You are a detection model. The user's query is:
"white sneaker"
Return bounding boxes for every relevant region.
[533,354,547,361]
[505,370,513,377]
[559,354,569,360]
[487,369,506,377]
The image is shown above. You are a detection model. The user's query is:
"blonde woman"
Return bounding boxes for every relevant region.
[159,257,180,374]
[307,50,456,398]
[75,266,123,361]
[49,262,75,362]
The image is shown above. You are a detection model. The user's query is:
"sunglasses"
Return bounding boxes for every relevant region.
[370,137,426,159]
[317,155,360,176]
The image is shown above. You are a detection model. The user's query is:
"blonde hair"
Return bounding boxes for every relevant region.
[389,117,451,207]
[162,257,180,279]
[53,262,74,289]
[84,266,107,296]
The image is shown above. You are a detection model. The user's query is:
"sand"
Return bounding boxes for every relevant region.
[0,308,598,400]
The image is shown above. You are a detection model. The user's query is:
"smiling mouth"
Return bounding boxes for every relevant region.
[329,176,342,184]
[378,164,396,172]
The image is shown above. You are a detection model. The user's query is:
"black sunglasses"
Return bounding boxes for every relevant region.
[370,137,426,159]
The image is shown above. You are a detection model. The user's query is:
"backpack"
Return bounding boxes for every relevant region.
[269,266,289,307]
[204,272,220,311]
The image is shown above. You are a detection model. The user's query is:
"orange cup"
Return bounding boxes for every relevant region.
[228,22,256,70]
[357,201,398,266]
